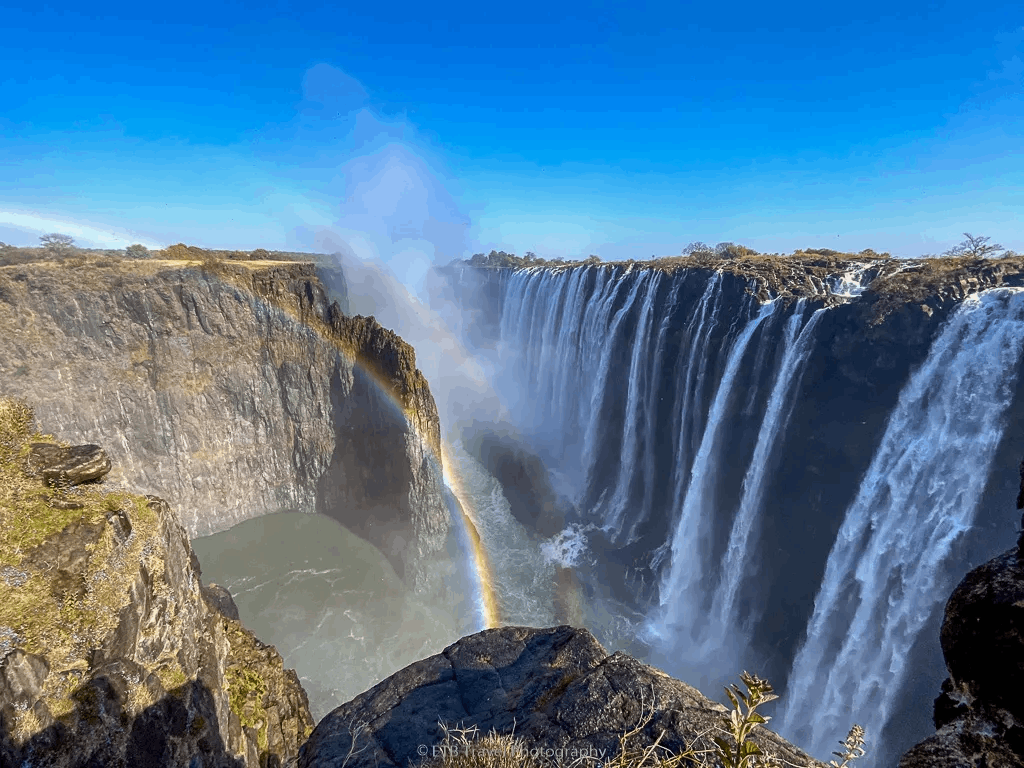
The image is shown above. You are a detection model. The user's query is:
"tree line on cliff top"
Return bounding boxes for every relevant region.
[0,233,1017,269]
[454,233,1017,269]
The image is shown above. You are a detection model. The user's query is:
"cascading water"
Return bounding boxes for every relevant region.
[701,302,826,653]
[654,298,779,644]
[777,287,1024,762]
[496,266,830,665]
[482,263,1024,766]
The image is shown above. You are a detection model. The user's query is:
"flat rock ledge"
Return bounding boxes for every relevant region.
[298,625,826,768]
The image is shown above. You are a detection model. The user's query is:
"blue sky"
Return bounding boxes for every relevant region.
[1,0,1022,262]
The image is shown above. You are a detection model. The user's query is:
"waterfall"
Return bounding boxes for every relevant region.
[602,269,665,539]
[654,298,779,644]
[778,288,1024,762]
[498,266,630,473]
[701,302,827,653]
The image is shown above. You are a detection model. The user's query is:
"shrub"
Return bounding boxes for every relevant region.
[162,243,207,260]
[39,233,76,257]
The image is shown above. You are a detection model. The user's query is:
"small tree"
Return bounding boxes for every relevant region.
[943,232,1005,258]
[39,233,75,257]
[125,244,150,259]
[682,241,714,257]
[583,254,602,265]
[716,242,759,259]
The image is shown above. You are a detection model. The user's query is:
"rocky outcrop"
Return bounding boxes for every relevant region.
[898,458,1024,767]
[0,397,315,767]
[0,257,448,588]
[298,625,826,768]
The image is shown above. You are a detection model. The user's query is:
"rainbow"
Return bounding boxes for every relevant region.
[440,441,502,629]
[211,261,503,631]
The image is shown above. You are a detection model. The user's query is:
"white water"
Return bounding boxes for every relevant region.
[826,262,874,298]
[602,270,665,539]
[445,439,559,627]
[778,288,1024,761]
[490,267,1024,766]
[702,303,827,652]
[654,299,779,644]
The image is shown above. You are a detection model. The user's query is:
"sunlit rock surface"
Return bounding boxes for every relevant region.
[0,400,314,767]
[0,258,446,588]
[298,625,826,768]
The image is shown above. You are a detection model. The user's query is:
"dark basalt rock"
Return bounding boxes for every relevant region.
[298,625,825,768]
[24,442,111,486]
[899,456,1024,768]
[201,582,241,621]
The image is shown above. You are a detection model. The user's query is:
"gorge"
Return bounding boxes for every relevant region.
[2,248,1024,767]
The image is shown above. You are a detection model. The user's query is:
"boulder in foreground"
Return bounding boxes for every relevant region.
[299,624,826,768]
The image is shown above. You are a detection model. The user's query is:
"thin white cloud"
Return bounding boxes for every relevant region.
[0,209,164,250]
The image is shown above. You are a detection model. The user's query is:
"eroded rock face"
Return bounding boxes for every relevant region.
[298,625,825,768]
[23,442,112,487]
[0,415,315,768]
[898,461,1024,768]
[0,259,448,588]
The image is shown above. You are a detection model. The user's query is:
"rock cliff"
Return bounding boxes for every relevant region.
[0,256,446,587]
[0,397,315,767]
[898,456,1024,767]
[297,625,827,768]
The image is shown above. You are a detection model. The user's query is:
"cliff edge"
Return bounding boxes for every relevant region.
[0,256,446,588]
[0,396,315,767]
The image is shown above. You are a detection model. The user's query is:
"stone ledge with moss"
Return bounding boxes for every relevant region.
[0,397,315,767]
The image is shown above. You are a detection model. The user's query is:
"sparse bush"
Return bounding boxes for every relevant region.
[39,233,75,257]
[161,242,209,260]
[250,248,273,260]
[0,398,34,457]
[713,672,779,768]
[828,725,867,768]
[715,243,760,259]
[682,242,715,258]
[124,244,150,259]
[943,232,1006,259]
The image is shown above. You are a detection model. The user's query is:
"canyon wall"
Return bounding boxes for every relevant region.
[0,257,447,588]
